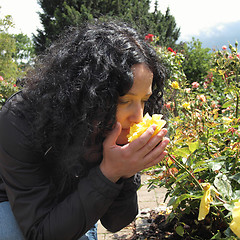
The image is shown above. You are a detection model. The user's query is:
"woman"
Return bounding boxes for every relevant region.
[0,20,169,240]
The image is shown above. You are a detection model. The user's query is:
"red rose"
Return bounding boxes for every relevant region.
[167,47,176,54]
[145,34,154,42]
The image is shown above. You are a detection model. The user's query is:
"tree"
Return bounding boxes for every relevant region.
[0,13,18,79]
[149,6,180,47]
[182,38,212,84]
[0,8,35,78]
[34,0,180,53]
[13,33,35,69]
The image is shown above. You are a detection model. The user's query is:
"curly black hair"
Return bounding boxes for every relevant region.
[16,20,165,197]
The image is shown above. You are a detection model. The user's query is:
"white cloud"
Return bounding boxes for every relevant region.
[1,0,240,41]
[154,0,240,40]
[0,0,42,36]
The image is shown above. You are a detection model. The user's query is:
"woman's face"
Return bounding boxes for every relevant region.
[116,63,153,145]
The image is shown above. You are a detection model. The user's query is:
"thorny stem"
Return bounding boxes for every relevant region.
[173,94,178,117]
[235,67,239,118]
[212,205,229,227]
[168,154,203,190]
[215,195,226,204]
[232,147,239,174]
[204,131,211,159]
[166,165,189,193]
[201,116,211,159]
[236,93,239,119]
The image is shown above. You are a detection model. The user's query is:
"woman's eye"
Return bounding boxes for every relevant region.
[119,99,130,104]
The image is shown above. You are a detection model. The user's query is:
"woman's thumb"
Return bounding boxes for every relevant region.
[104,122,122,146]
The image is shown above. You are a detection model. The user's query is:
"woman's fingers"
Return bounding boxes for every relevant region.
[139,128,168,156]
[128,124,157,151]
[143,137,170,167]
[144,150,168,169]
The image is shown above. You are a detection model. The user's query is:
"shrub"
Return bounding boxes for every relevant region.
[0,75,18,106]
[145,38,240,239]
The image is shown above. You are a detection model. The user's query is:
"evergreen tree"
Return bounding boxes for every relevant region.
[34,0,180,53]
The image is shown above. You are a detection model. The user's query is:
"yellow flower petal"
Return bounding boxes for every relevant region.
[171,81,180,89]
[127,113,166,142]
[198,183,212,221]
[222,117,232,125]
[230,199,240,237]
[182,102,190,110]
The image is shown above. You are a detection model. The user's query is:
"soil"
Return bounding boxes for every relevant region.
[128,209,228,240]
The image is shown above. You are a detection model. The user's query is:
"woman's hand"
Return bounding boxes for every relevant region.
[100,122,169,183]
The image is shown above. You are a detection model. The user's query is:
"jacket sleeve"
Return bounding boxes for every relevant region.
[0,106,126,240]
[100,173,141,232]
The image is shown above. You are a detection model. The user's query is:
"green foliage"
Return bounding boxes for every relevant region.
[182,38,212,84]
[0,14,18,80]
[0,8,34,106]
[13,33,35,69]
[211,42,240,119]
[34,0,180,53]
[145,41,240,239]
[149,6,180,48]
[0,76,18,105]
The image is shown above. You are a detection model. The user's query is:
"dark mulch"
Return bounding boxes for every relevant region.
[128,209,228,240]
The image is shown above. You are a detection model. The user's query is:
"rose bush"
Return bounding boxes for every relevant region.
[0,75,18,105]
[144,38,240,239]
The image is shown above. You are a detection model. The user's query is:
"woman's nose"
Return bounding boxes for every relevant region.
[129,103,144,123]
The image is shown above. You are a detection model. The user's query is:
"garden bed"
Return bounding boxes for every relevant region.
[128,208,229,240]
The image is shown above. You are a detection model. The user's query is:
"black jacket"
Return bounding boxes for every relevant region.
[0,94,140,240]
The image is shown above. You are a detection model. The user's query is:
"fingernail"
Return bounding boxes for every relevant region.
[162,138,170,146]
[157,128,167,136]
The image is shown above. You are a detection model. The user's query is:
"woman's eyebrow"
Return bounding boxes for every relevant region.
[125,92,152,96]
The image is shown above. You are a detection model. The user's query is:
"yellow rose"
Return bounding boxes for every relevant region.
[127,113,166,142]
[222,117,232,125]
[230,199,240,237]
[198,183,213,221]
[171,81,180,89]
[182,102,190,110]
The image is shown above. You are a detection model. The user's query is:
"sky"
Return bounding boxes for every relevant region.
[1,0,240,49]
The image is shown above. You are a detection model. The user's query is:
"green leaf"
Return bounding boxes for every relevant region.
[176,225,185,237]
[214,173,232,200]
[199,136,208,143]
[188,140,200,153]
[167,196,178,208]
[233,190,240,199]
[222,99,235,108]
[208,161,224,171]
[174,172,189,183]
[168,194,192,209]
[229,173,240,184]
[173,147,191,158]
[193,167,208,173]
[211,230,222,239]
[223,203,234,212]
